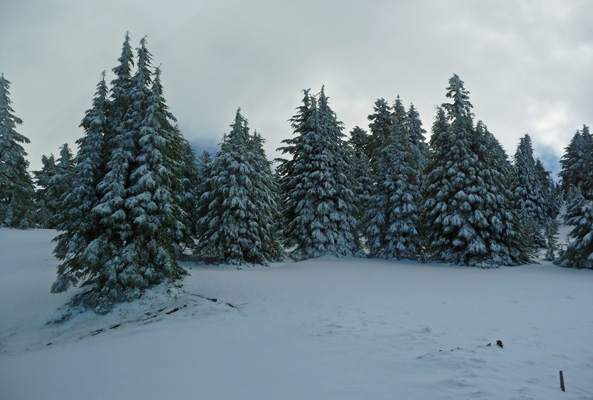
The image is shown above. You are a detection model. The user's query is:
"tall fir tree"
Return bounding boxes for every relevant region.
[512,134,547,246]
[52,35,189,313]
[557,186,593,269]
[0,74,35,228]
[406,102,429,173]
[196,109,283,265]
[52,73,108,293]
[423,74,523,267]
[277,87,360,260]
[366,98,393,169]
[559,125,592,196]
[348,126,372,249]
[366,97,422,259]
[46,143,74,227]
[33,153,57,226]
[149,67,198,256]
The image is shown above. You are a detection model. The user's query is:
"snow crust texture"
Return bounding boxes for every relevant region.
[1,229,593,399]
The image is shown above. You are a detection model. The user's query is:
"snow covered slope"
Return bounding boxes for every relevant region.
[1,228,592,399]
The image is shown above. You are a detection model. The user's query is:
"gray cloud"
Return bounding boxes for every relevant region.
[1,0,591,175]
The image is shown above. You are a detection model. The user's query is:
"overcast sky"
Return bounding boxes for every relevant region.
[2,0,592,175]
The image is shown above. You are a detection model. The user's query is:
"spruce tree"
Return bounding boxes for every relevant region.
[149,67,198,256]
[0,74,35,228]
[557,187,593,269]
[366,97,422,259]
[277,87,360,260]
[33,154,57,226]
[46,143,74,227]
[348,126,372,249]
[366,98,393,169]
[53,35,188,313]
[512,134,547,246]
[406,102,429,172]
[52,73,108,293]
[196,109,283,265]
[423,75,522,267]
[559,125,592,196]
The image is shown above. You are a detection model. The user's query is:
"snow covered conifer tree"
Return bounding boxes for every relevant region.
[366,97,422,259]
[52,73,108,293]
[559,125,592,197]
[196,109,284,265]
[367,98,393,168]
[46,143,74,227]
[423,75,522,267]
[0,74,35,228]
[148,67,198,256]
[277,87,360,260]
[557,187,593,269]
[33,154,57,226]
[119,42,185,292]
[512,134,546,246]
[406,103,429,173]
[348,126,372,246]
[54,35,189,313]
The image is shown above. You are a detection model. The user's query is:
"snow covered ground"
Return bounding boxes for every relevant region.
[1,228,592,400]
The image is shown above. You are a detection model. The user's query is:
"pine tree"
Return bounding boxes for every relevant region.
[0,74,35,228]
[46,143,74,227]
[423,74,522,267]
[149,67,198,257]
[512,134,546,246]
[277,87,360,260]
[53,35,189,313]
[121,41,185,291]
[557,187,593,269]
[196,109,284,265]
[366,97,422,259]
[406,102,429,172]
[33,153,57,226]
[366,98,393,169]
[52,73,108,293]
[475,121,529,265]
[348,126,372,249]
[559,125,592,196]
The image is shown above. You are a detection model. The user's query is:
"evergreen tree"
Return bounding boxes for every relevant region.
[46,143,74,227]
[277,87,360,260]
[512,134,546,246]
[52,73,108,293]
[476,121,530,265]
[196,109,284,265]
[33,153,57,226]
[366,97,422,259]
[423,74,522,267]
[0,74,35,228]
[557,187,593,269]
[406,102,429,172]
[52,35,189,313]
[559,125,592,196]
[366,98,393,167]
[149,67,198,256]
[348,126,372,248]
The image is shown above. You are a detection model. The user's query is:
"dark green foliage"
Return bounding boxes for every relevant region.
[277,87,360,260]
[0,74,35,228]
[423,75,525,267]
[557,187,593,269]
[51,35,192,313]
[196,110,284,265]
[559,125,591,197]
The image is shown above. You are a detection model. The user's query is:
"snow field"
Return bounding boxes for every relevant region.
[1,229,592,399]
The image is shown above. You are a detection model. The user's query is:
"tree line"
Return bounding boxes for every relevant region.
[1,34,591,312]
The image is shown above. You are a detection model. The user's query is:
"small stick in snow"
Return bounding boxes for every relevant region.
[559,370,565,392]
